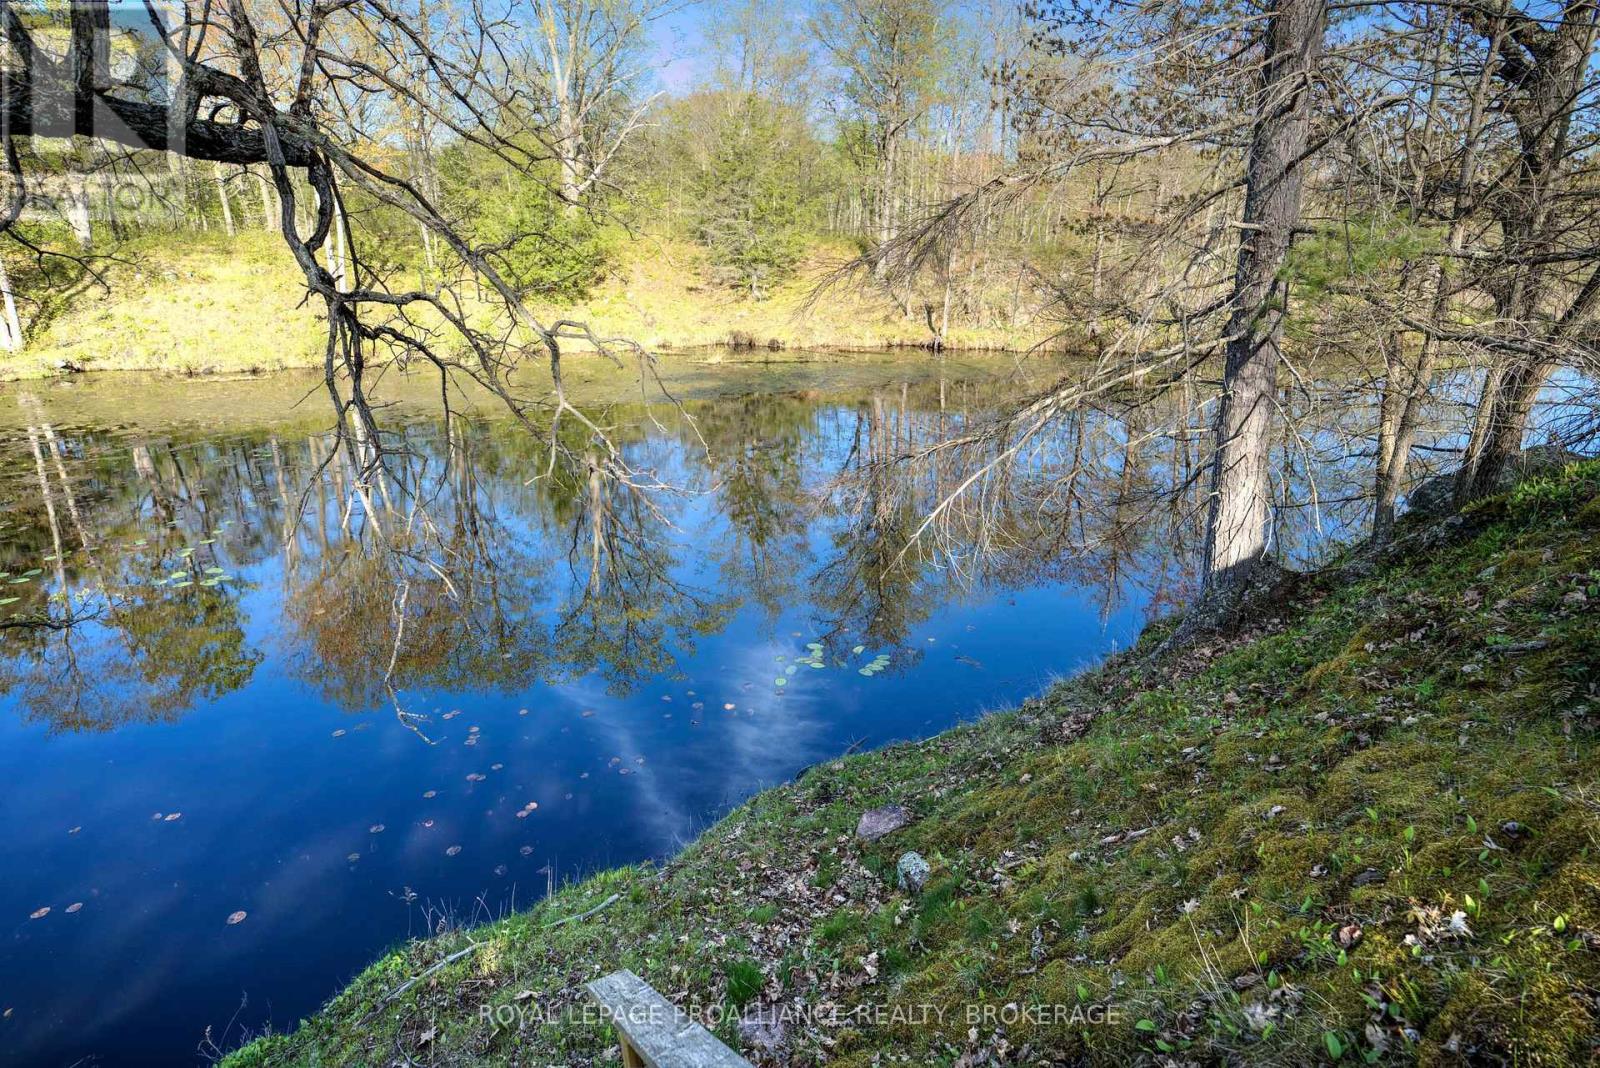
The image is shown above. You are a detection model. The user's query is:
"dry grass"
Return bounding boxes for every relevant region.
[1,232,1050,381]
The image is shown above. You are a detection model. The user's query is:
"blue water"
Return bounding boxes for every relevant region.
[0,360,1159,1065]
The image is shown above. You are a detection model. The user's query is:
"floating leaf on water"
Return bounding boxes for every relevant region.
[809,662,824,669]
[518,708,530,716]
[445,845,461,856]
[422,819,434,828]
[580,709,595,718]
[618,767,632,775]
[0,597,18,606]
[151,812,163,820]
[346,853,361,863]
[465,773,485,782]
[723,703,736,711]
[29,907,49,920]
[490,763,504,771]
[67,826,80,835]
[22,569,41,577]
[519,845,533,856]
[579,772,589,779]
[774,677,786,686]
[369,824,385,834]
[164,812,182,822]
[204,567,226,575]
[226,910,247,925]
[493,865,508,877]
[65,902,83,914]
[852,645,865,655]
[172,581,193,588]
[331,729,346,738]
[422,790,437,799]
[442,710,460,720]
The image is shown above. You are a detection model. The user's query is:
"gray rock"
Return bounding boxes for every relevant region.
[855,804,911,842]
[737,1006,787,1053]
[896,851,931,894]
[1406,445,1588,520]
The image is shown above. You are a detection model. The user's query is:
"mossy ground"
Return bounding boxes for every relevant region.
[2,232,1044,380]
[228,464,1600,1067]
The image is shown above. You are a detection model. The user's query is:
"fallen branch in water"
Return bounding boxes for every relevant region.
[374,893,622,1009]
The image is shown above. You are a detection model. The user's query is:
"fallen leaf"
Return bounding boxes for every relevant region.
[226,910,248,925]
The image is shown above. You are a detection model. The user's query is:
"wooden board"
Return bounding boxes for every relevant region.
[585,969,753,1068]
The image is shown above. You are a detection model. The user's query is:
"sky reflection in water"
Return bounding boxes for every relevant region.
[0,357,1171,1066]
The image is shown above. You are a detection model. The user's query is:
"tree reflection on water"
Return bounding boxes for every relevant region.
[1,362,1406,734]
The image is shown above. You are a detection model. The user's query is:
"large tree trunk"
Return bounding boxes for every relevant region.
[1199,0,1327,599]
[1455,2,1600,504]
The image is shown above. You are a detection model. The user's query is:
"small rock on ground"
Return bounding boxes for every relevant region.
[855,804,912,842]
[896,851,930,894]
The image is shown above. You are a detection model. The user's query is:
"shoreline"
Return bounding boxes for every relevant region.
[226,462,1600,1066]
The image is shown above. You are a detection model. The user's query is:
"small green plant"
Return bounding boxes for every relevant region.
[723,959,763,1010]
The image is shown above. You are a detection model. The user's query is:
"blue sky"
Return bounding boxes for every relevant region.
[648,3,714,96]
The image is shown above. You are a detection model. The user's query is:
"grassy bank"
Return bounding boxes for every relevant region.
[2,232,1047,380]
[228,464,1600,1067]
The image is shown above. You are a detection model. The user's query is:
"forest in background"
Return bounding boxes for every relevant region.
[1,0,1598,608]
[2,0,1091,358]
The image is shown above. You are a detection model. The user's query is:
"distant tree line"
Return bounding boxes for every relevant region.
[2,0,1597,631]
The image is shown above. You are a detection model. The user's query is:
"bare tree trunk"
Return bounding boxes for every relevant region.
[1373,11,1503,540]
[1199,0,1326,600]
[256,166,276,230]
[1455,1,1600,503]
[66,167,92,246]
[215,162,236,237]
[0,255,21,351]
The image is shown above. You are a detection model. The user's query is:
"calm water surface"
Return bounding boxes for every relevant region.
[8,351,1577,1065]
[0,354,1187,1066]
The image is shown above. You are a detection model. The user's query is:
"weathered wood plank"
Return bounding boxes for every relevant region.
[585,969,752,1068]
